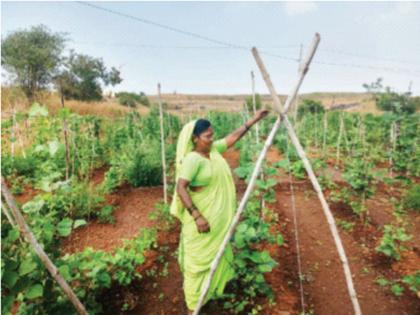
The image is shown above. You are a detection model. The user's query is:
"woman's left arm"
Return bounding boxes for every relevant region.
[225,109,270,148]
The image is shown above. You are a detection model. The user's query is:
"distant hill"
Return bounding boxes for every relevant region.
[148,92,379,115]
[1,87,381,119]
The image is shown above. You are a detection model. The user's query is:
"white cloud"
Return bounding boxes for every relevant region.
[284,1,317,16]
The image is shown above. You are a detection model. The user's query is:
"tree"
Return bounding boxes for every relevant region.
[1,25,66,100]
[363,78,416,114]
[56,51,122,101]
[298,99,325,118]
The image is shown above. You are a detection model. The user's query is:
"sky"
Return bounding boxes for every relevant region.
[2,1,420,95]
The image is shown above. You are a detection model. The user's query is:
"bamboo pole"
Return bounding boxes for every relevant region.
[60,87,71,180]
[389,122,396,177]
[322,112,328,158]
[192,33,320,315]
[336,113,344,167]
[251,70,266,211]
[158,83,168,204]
[256,46,362,315]
[1,177,88,315]
[11,104,16,158]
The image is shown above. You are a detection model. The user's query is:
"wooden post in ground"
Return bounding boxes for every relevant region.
[322,112,328,158]
[1,177,89,315]
[336,113,344,167]
[255,45,362,315]
[60,87,71,180]
[251,70,260,145]
[158,83,168,204]
[11,104,16,158]
[389,122,396,177]
[251,70,265,211]
[192,33,321,315]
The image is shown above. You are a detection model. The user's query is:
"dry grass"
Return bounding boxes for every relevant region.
[1,87,150,119]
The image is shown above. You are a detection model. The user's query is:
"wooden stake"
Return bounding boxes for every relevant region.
[158,83,168,204]
[60,87,70,180]
[389,122,396,177]
[193,33,320,315]
[251,70,260,145]
[336,113,344,167]
[1,177,88,315]
[11,104,16,158]
[322,112,328,158]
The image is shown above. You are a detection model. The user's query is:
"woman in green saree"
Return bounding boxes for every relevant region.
[169,109,269,314]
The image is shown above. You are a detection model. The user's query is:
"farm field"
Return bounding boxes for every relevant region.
[2,2,420,314]
[2,99,419,315]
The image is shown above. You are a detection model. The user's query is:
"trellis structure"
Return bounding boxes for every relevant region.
[193,33,362,315]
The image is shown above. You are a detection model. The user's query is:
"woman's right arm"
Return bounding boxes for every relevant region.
[176,179,210,233]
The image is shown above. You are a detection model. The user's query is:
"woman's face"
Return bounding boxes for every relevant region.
[193,126,213,150]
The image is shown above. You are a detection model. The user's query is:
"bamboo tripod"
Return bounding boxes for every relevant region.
[193,33,362,315]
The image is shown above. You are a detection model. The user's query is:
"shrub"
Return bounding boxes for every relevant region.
[298,99,325,119]
[116,91,150,107]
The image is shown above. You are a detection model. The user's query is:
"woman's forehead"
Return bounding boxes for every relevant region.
[203,127,213,134]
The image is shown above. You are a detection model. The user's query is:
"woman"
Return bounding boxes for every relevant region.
[170,109,270,314]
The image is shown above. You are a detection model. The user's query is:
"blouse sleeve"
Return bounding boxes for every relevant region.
[178,153,201,182]
[212,138,228,154]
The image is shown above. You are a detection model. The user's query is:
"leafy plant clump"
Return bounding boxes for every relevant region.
[375,224,412,261]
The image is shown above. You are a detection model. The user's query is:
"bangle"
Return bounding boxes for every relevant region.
[192,209,201,220]
[187,206,200,218]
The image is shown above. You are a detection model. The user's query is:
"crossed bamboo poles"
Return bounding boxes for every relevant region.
[193,33,362,315]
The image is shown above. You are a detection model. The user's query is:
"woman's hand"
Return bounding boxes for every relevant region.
[195,215,210,233]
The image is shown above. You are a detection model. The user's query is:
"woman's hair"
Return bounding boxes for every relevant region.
[193,119,211,137]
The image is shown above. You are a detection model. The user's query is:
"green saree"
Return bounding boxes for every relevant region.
[169,120,236,310]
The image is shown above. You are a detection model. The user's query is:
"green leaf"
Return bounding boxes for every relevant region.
[29,103,48,117]
[258,264,274,273]
[7,228,20,242]
[245,227,256,239]
[25,284,43,299]
[22,198,45,214]
[48,140,61,156]
[376,277,390,287]
[390,284,404,296]
[19,259,37,276]
[1,295,14,314]
[234,166,251,179]
[58,265,71,281]
[276,234,284,246]
[3,271,19,288]
[73,219,87,229]
[57,218,73,237]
